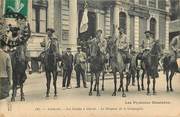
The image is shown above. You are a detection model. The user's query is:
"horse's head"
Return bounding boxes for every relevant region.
[48,39,57,54]
[15,45,26,62]
[90,41,100,58]
[150,40,161,56]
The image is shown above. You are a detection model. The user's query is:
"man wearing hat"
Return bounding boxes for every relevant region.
[74,46,87,88]
[39,28,59,72]
[62,48,73,89]
[141,31,155,51]
[115,28,129,73]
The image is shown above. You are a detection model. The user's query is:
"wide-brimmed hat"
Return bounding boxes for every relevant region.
[46,28,55,33]
[144,30,153,34]
[66,47,71,50]
[96,29,102,34]
[77,46,82,49]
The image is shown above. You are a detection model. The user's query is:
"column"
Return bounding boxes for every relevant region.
[96,10,100,30]
[134,16,140,50]
[69,0,78,51]
[126,14,130,44]
[113,4,119,34]
[165,0,170,50]
[48,0,54,28]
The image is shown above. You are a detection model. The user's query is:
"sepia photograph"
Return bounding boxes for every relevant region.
[0,0,180,117]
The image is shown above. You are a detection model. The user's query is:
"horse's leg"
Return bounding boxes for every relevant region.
[137,70,141,91]
[152,77,156,95]
[121,72,126,97]
[96,72,101,96]
[169,71,175,92]
[93,81,97,91]
[132,71,135,86]
[118,72,122,92]
[53,71,58,97]
[102,72,105,91]
[141,70,145,90]
[112,72,117,96]
[89,73,94,96]
[20,84,25,101]
[126,72,130,92]
[45,72,51,97]
[147,74,150,95]
[11,83,16,102]
[166,71,169,92]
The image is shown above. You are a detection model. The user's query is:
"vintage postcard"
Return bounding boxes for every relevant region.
[0,0,180,117]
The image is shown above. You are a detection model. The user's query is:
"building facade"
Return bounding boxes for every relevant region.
[0,0,170,52]
[169,0,180,40]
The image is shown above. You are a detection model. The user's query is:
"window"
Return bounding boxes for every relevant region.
[32,0,48,33]
[129,0,135,3]
[150,18,156,38]
[158,0,165,10]
[62,30,69,40]
[119,12,127,34]
[149,0,156,8]
[139,0,146,5]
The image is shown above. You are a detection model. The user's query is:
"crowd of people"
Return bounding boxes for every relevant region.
[0,21,179,100]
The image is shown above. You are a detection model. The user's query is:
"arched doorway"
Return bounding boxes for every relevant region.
[119,12,127,34]
[150,18,156,38]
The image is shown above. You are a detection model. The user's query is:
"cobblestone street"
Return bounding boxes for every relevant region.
[1,71,180,117]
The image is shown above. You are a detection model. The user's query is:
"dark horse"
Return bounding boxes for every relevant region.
[10,45,28,101]
[142,41,161,95]
[162,51,178,92]
[107,38,126,97]
[88,40,105,96]
[40,39,61,97]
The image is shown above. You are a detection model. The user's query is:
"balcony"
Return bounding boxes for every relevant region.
[32,0,48,8]
[169,19,180,33]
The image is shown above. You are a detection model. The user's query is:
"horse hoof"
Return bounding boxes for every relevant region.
[93,89,96,91]
[118,88,121,92]
[122,93,126,97]
[89,92,92,96]
[153,92,156,95]
[11,97,15,102]
[21,97,25,101]
[46,94,49,97]
[126,89,129,92]
[96,93,101,96]
[102,88,104,91]
[138,88,141,91]
[170,89,174,92]
[142,87,145,90]
[166,88,169,92]
[112,92,116,96]
[146,92,150,96]
[54,94,58,97]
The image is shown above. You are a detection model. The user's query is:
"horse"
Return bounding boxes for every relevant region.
[142,41,161,95]
[162,51,178,92]
[107,38,126,97]
[88,40,106,96]
[10,44,28,101]
[40,39,61,97]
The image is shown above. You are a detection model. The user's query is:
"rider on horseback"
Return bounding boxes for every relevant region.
[115,28,129,73]
[169,35,180,72]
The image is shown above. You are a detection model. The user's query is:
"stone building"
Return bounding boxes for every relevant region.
[169,0,180,40]
[1,0,171,52]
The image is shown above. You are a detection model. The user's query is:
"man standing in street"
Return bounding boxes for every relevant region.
[74,46,87,88]
[62,48,73,89]
[0,40,12,113]
[0,40,12,100]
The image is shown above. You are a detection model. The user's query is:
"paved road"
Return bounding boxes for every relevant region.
[1,71,180,117]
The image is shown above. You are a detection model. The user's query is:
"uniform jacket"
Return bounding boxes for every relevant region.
[0,49,12,84]
[115,33,128,51]
[74,52,87,70]
[62,52,73,70]
[141,37,155,51]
